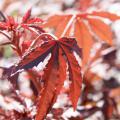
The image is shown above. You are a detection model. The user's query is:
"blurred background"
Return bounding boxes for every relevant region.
[0,0,120,120]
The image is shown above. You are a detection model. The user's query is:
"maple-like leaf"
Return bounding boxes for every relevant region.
[21,8,43,34]
[0,9,43,33]
[0,10,44,56]
[8,37,82,120]
[0,16,18,31]
[42,11,120,67]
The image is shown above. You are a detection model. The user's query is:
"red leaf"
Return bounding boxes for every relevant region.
[55,15,72,37]
[21,41,31,53]
[56,48,67,94]
[22,8,31,23]
[36,48,59,120]
[42,15,63,28]
[15,41,55,71]
[42,11,120,67]
[26,18,43,24]
[8,37,82,120]
[61,43,82,109]
[75,19,94,66]
[90,11,120,21]
[88,18,113,45]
